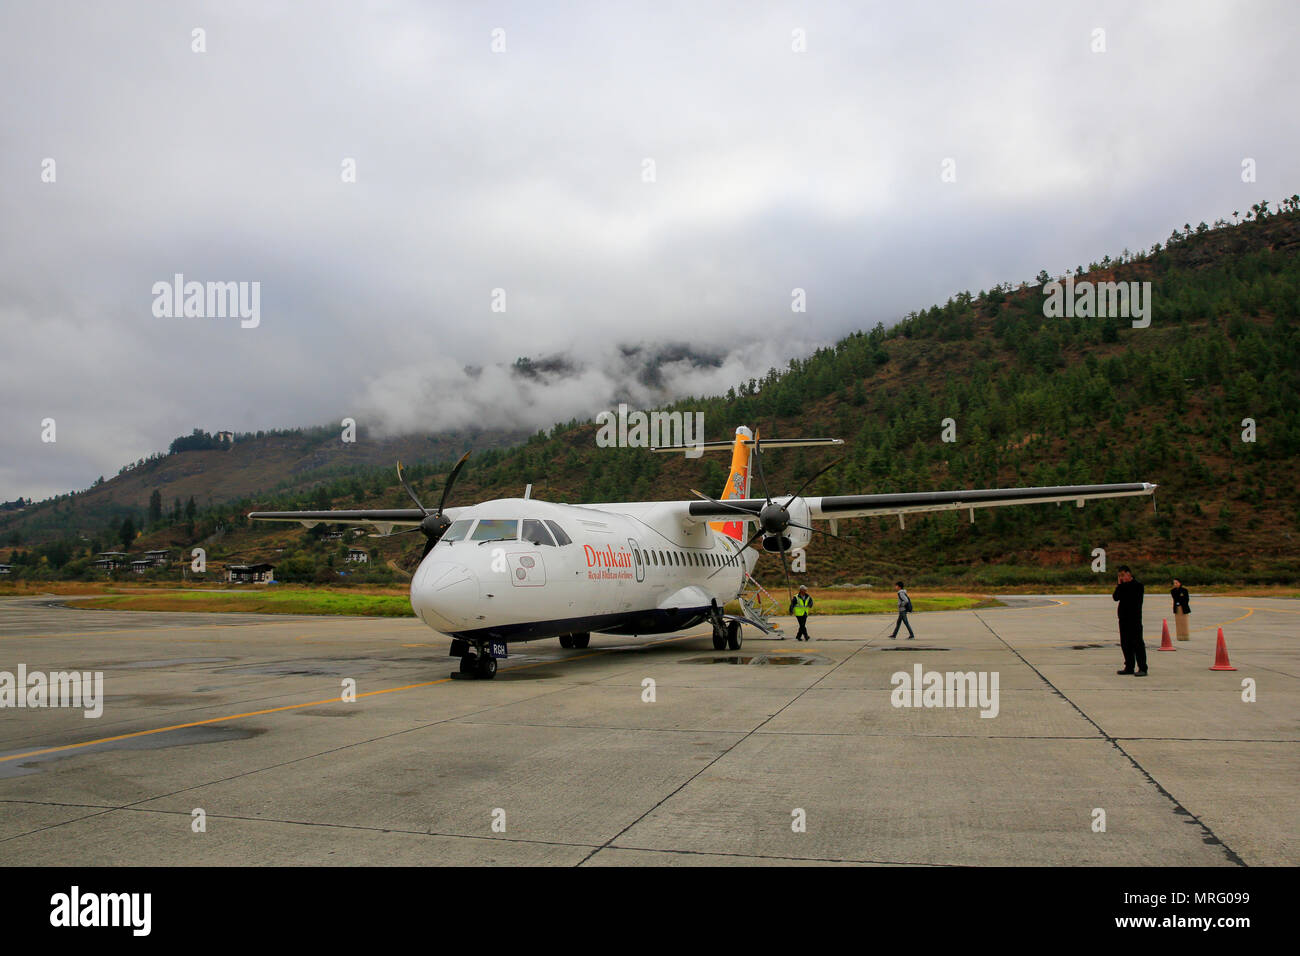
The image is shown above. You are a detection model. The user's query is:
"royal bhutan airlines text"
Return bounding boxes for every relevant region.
[583,545,635,580]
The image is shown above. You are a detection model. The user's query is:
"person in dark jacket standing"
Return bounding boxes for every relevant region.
[1171,578,1191,641]
[789,586,814,641]
[1113,565,1147,676]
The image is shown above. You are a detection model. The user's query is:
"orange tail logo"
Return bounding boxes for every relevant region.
[711,426,752,542]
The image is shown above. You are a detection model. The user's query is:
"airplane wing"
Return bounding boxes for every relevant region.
[681,482,1156,522]
[245,508,468,536]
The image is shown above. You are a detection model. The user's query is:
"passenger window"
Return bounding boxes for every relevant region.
[522,519,555,546]
[471,519,518,542]
[544,520,572,546]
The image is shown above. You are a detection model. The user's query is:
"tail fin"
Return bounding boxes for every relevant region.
[711,426,754,542]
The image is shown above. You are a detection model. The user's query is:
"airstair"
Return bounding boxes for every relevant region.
[739,574,785,638]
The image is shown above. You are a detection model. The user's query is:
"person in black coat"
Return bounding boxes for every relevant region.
[1113,565,1147,676]
[1171,578,1191,640]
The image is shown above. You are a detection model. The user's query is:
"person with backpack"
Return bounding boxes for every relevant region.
[890,581,915,639]
[789,585,814,641]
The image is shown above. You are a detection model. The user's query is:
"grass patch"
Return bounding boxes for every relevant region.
[813,595,1003,615]
[64,589,411,617]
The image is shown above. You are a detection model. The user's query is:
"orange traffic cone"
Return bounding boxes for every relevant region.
[1210,627,1236,671]
[1158,619,1176,651]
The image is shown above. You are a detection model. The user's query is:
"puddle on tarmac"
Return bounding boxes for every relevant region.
[684,654,830,666]
[1070,643,1108,650]
[877,647,950,651]
[0,725,261,779]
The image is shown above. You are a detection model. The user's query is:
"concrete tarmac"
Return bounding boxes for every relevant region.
[0,593,1294,866]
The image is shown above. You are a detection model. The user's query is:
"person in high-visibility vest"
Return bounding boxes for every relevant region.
[789,586,814,641]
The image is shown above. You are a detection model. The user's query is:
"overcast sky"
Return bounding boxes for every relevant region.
[1,0,1296,500]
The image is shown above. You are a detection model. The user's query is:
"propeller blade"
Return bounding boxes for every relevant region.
[437,451,471,515]
[396,461,428,514]
[705,527,765,581]
[782,458,842,507]
[777,536,794,604]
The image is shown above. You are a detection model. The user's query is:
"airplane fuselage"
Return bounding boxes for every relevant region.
[409,497,751,644]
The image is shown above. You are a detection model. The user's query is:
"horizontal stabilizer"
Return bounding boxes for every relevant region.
[652,437,843,454]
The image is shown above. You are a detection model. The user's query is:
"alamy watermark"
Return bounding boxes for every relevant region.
[595,404,704,457]
[152,273,260,328]
[1042,277,1151,328]
[50,886,150,936]
[890,664,999,718]
[0,665,103,718]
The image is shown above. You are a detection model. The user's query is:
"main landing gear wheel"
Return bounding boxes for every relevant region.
[559,634,574,649]
[570,632,591,650]
[726,620,743,651]
[477,655,497,679]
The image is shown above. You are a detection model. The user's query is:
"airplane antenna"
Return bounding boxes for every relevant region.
[524,484,533,500]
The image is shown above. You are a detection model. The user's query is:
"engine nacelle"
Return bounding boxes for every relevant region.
[759,496,812,553]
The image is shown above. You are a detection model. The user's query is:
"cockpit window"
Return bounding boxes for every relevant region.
[521,519,555,546]
[441,519,473,543]
[470,519,519,542]
[544,520,572,546]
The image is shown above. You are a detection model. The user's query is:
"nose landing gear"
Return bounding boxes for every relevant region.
[453,642,499,679]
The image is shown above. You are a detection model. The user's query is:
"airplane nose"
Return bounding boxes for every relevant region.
[410,559,479,631]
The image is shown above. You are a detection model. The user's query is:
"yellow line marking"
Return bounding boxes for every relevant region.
[1147,605,1254,640]
[1196,602,1300,615]
[0,633,696,765]
[0,679,451,764]
[983,598,1068,610]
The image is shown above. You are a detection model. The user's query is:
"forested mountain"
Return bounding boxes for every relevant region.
[5,200,1298,586]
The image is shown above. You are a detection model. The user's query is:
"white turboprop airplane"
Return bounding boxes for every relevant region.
[249,426,1156,679]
